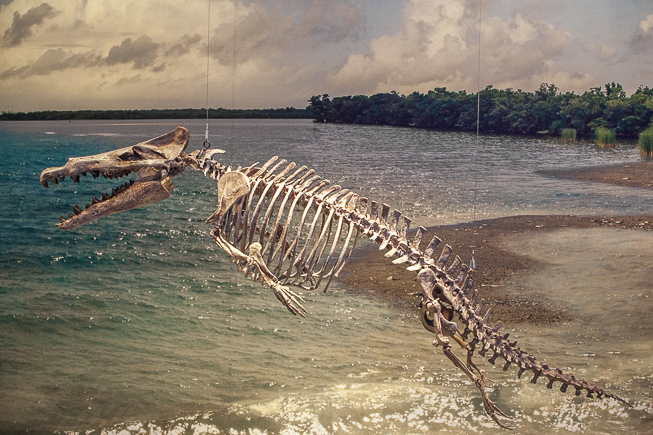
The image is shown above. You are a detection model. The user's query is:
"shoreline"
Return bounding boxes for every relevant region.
[336,161,653,324]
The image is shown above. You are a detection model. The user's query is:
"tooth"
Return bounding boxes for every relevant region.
[85,204,91,209]
[59,176,65,181]
[52,178,58,185]
[72,175,80,183]
[59,216,66,223]
[41,180,49,188]
[92,171,100,178]
[92,197,101,204]
[68,213,74,219]
[82,172,87,177]
[102,193,110,200]
[72,205,82,215]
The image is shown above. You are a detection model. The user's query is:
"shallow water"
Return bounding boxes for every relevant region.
[0,120,652,433]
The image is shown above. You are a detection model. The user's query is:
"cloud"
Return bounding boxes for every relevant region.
[106,35,160,69]
[628,14,653,55]
[210,1,364,66]
[0,33,204,80]
[0,48,101,79]
[329,0,572,95]
[165,33,202,57]
[1,2,58,47]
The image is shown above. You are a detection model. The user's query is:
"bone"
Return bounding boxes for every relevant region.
[306,192,356,276]
[293,168,316,187]
[272,191,306,277]
[319,214,346,293]
[264,187,294,263]
[365,201,379,236]
[283,165,308,185]
[358,197,369,218]
[302,207,336,287]
[291,200,327,284]
[424,235,442,261]
[272,162,296,182]
[335,225,360,277]
[262,158,287,181]
[238,177,265,252]
[446,255,462,278]
[257,182,288,247]
[245,180,276,248]
[370,203,390,242]
[280,195,316,280]
[250,156,279,179]
[405,241,431,269]
[454,264,469,287]
[231,195,248,246]
[330,218,357,279]
[379,209,402,251]
[435,245,453,269]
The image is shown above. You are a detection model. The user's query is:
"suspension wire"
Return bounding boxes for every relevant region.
[200,0,211,158]
[473,0,481,223]
[230,0,237,141]
[470,0,482,270]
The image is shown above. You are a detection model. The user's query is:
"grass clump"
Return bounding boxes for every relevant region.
[639,128,653,158]
[594,127,616,147]
[561,128,576,142]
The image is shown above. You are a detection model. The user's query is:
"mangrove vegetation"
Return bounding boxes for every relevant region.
[640,128,653,158]
[307,83,653,138]
[0,107,310,121]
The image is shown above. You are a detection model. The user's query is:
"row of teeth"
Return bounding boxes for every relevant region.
[42,170,132,188]
[58,179,135,222]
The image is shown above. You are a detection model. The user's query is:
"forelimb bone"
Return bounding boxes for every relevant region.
[210,171,306,317]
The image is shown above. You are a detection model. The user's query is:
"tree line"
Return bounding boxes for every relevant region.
[307,83,653,138]
[0,107,310,121]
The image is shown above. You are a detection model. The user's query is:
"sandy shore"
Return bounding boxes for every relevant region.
[336,161,653,324]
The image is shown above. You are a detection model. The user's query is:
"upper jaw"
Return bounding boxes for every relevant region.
[40,126,190,187]
[39,126,190,230]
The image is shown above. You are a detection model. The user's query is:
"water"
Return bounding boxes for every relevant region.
[1,119,652,434]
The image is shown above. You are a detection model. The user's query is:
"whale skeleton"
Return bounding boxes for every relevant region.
[40,126,630,429]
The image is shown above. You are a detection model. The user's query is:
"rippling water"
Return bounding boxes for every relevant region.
[1,120,652,434]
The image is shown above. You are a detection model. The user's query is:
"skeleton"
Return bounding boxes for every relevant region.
[40,126,630,429]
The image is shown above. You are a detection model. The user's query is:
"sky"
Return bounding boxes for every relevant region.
[0,0,651,111]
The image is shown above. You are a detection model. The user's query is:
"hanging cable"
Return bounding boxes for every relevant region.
[473,0,481,223]
[199,0,211,159]
[471,0,482,270]
[230,0,237,142]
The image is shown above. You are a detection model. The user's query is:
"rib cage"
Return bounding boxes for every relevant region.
[191,152,629,427]
[213,156,365,291]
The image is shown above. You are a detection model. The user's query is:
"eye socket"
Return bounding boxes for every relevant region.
[118,146,167,161]
[117,150,138,161]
